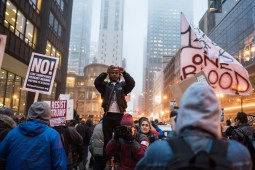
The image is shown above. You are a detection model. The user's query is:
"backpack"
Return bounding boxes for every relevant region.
[166,137,230,170]
[232,128,255,165]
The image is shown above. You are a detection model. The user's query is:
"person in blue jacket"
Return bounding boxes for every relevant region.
[0,101,67,170]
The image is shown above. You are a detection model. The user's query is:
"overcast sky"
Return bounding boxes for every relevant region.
[91,0,208,98]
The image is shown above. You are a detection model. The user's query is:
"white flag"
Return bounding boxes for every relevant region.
[180,13,253,95]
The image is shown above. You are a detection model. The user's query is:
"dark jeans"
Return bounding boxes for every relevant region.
[102,112,123,161]
[82,146,89,169]
[94,156,106,170]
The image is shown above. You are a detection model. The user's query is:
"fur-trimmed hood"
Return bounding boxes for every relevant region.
[0,114,17,128]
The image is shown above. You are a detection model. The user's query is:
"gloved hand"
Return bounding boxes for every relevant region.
[119,67,125,74]
[107,65,114,74]
[151,121,158,129]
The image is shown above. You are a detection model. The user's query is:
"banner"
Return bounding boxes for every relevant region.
[0,35,7,69]
[180,13,253,95]
[23,53,59,94]
[46,100,67,126]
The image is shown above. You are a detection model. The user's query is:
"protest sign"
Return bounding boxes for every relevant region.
[0,35,7,69]
[47,100,67,126]
[170,70,208,104]
[59,94,73,120]
[180,13,253,96]
[23,53,59,94]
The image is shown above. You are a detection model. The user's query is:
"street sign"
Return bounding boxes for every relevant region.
[23,53,59,94]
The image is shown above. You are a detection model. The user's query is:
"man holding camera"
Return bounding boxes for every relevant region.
[94,65,135,168]
[106,114,149,170]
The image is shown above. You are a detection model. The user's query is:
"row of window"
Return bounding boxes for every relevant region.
[4,0,37,49]
[45,41,62,67]
[49,12,62,39]
[0,69,27,116]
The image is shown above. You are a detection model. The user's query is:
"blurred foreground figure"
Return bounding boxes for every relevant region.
[0,102,67,170]
[0,108,16,142]
[136,82,252,170]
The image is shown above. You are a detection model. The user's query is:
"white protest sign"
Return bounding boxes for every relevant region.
[0,35,7,69]
[49,100,67,126]
[23,53,59,94]
[59,94,73,120]
[180,13,253,95]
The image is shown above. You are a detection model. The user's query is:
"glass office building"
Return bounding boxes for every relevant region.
[0,0,73,116]
[199,0,255,120]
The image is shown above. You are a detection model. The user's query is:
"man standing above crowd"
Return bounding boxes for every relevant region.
[94,65,135,168]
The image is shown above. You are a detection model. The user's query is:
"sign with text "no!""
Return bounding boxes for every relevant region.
[23,53,59,94]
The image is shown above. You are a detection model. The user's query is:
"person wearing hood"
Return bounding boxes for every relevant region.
[76,118,93,169]
[0,108,17,142]
[0,102,67,170]
[136,82,252,170]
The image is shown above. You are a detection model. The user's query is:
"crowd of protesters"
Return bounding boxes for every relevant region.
[0,65,254,170]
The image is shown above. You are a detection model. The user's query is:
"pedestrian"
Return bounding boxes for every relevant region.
[0,108,17,142]
[90,119,105,170]
[76,118,93,169]
[230,112,255,167]
[0,101,67,170]
[94,65,135,168]
[138,118,158,144]
[54,120,83,170]
[106,114,149,170]
[167,107,178,138]
[136,82,252,170]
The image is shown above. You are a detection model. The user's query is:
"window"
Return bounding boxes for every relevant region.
[49,11,62,39]
[4,0,37,48]
[45,41,62,68]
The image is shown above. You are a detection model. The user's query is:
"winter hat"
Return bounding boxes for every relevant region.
[121,114,134,127]
[176,82,222,139]
[27,102,51,124]
[0,108,14,118]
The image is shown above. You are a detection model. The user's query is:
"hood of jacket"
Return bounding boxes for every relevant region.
[176,82,222,139]
[18,120,48,137]
[0,114,16,128]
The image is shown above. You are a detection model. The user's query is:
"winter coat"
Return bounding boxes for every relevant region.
[94,72,135,114]
[0,114,16,142]
[136,82,252,170]
[138,130,158,144]
[90,122,104,156]
[76,120,93,146]
[0,120,67,170]
[136,129,252,170]
[106,134,149,170]
[54,125,83,167]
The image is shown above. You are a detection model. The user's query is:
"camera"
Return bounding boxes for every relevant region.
[114,125,133,141]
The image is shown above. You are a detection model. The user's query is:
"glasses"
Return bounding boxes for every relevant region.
[141,124,149,127]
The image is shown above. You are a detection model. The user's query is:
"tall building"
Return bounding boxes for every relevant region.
[143,0,194,115]
[199,0,255,119]
[0,0,73,115]
[97,0,124,66]
[68,0,93,75]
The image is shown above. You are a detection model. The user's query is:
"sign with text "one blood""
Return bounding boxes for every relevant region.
[23,53,59,94]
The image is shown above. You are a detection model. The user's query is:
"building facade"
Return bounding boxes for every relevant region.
[66,64,108,122]
[0,0,73,116]
[144,0,194,116]
[97,0,124,66]
[68,0,92,75]
[199,0,255,121]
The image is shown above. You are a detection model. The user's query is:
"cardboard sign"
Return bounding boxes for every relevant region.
[170,71,209,104]
[0,35,7,69]
[23,53,59,94]
[180,13,253,95]
[49,100,67,126]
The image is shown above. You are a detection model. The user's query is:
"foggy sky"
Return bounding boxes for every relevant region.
[91,0,208,106]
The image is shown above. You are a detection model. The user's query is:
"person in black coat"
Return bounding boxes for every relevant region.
[94,65,135,167]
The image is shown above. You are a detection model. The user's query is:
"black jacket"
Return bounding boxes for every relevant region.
[94,71,135,114]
